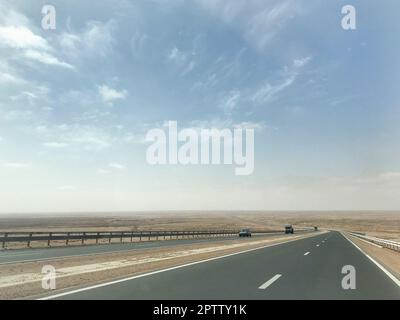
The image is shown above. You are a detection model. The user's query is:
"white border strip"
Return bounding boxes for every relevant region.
[341,232,400,287]
[39,233,324,300]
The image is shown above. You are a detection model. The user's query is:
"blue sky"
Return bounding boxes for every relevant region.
[1,0,400,213]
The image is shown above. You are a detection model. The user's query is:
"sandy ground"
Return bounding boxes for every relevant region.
[1,211,398,239]
[347,233,400,280]
[0,232,323,299]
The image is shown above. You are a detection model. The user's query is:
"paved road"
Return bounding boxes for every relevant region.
[0,233,283,265]
[47,231,400,300]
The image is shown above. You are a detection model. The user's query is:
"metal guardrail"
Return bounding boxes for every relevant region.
[0,230,235,249]
[349,232,400,252]
[0,228,315,249]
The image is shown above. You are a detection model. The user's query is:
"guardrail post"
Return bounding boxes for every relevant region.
[109,232,112,244]
[120,232,123,243]
[148,231,151,241]
[96,232,100,244]
[66,232,70,245]
[130,231,133,242]
[82,232,85,245]
[2,233,7,249]
[48,232,52,247]
[140,231,142,241]
[27,232,33,247]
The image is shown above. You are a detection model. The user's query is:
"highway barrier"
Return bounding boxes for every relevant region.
[349,232,400,252]
[0,228,314,249]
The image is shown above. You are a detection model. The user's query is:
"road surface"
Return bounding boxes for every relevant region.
[43,231,400,300]
[0,232,284,265]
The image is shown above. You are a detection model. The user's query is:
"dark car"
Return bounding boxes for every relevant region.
[239,229,252,237]
[285,224,294,234]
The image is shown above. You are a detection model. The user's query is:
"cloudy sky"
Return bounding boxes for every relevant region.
[1,0,400,213]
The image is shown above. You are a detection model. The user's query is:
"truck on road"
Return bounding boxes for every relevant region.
[285,224,294,234]
[239,229,252,237]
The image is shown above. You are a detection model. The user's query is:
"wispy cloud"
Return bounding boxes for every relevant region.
[3,162,31,168]
[98,85,128,105]
[293,56,312,68]
[251,56,312,106]
[252,75,295,105]
[195,0,301,50]
[168,46,196,76]
[219,90,241,115]
[108,163,126,170]
[42,142,69,148]
[58,20,116,61]
[23,50,75,69]
[168,47,187,65]
[0,8,75,70]
[0,26,49,50]
[0,71,25,85]
[2,109,34,122]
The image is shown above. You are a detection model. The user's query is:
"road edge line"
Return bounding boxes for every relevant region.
[349,236,383,248]
[38,232,324,300]
[341,232,400,288]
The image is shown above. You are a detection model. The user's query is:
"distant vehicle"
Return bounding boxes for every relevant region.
[239,229,252,237]
[314,226,318,231]
[285,224,294,234]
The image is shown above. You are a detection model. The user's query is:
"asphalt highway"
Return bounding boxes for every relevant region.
[0,232,283,265]
[44,231,400,300]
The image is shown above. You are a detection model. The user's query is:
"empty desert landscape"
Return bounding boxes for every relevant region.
[0,211,398,299]
[0,211,398,240]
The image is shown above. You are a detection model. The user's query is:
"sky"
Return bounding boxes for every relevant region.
[1,0,400,213]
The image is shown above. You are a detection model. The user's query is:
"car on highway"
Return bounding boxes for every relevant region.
[239,229,252,237]
[285,224,294,234]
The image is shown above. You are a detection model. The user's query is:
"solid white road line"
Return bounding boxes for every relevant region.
[304,252,310,256]
[350,236,383,248]
[258,274,282,290]
[341,232,400,287]
[39,233,327,300]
